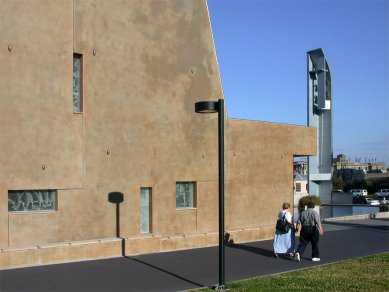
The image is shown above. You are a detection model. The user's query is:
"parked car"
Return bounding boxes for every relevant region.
[365,198,380,206]
[349,189,368,197]
[332,189,343,193]
[353,197,367,204]
[374,189,389,197]
[378,196,388,205]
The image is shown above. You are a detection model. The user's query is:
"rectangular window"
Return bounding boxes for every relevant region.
[73,53,83,112]
[8,190,57,212]
[140,188,152,234]
[176,182,196,208]
[296,183,301,192]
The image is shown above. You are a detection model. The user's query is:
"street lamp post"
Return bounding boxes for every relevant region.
[195,99,226,290]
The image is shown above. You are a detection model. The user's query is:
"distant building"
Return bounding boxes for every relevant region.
[365,173,389,190]
[293,173,309,220]
[333,154,387,174]
[294,161,308,176]
[332,154,388,189]
[294,154,387,189]
[294,173,309,196]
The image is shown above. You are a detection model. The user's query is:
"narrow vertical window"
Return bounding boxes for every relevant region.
[140,188,152,234]
[73,53,83,112]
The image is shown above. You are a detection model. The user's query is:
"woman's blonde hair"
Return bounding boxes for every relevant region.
[282,202,290,210]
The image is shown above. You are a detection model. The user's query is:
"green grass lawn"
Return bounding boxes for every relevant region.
[200,253,389,291]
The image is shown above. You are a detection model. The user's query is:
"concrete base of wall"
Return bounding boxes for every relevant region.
[0,226,275,270]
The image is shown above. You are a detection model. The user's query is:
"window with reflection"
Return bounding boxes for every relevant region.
[73,53,83,112]
[176,182,196,208]
[140,188,152,234]
[8,190,57,212]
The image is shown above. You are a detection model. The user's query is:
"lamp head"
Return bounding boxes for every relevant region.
[195,101,219,114]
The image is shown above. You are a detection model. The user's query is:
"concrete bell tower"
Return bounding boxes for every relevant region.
[307,48,333,204]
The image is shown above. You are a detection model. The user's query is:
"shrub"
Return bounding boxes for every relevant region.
[379,205,389,212]
[298,195,322,208]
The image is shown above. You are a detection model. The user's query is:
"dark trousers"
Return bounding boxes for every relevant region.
[296,226,320,258]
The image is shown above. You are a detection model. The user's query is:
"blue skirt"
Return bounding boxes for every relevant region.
[273,229,295,254]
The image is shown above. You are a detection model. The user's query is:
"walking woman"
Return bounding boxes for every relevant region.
[273,202,295,258]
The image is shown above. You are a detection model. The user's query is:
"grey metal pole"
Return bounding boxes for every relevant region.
[194,99,226,290]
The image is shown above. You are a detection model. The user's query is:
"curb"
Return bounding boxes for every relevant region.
[323,211,389,222]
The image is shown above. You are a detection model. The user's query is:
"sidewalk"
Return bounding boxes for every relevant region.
[1,218,388,292]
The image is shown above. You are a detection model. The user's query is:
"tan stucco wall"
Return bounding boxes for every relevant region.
[0,0,82,248]
[226,119,317,230]
[0,0,317,269]
[70,0,223,242]
[1,0,222,249]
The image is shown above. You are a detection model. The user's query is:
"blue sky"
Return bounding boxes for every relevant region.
[207,0,389,166]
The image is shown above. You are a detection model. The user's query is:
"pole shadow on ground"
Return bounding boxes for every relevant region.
[108,191,204,288]
[124,256,205,288]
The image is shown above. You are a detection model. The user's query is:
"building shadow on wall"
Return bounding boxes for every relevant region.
[108,192,126,256]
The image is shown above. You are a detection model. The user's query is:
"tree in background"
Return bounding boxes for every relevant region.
[348,179,375,194]
[332,177,344,191]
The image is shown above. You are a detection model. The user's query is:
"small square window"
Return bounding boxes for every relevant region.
[176,182,196,208]
[73,53,83,112]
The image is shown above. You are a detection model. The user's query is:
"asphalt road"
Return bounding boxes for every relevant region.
[1,218,388,292]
